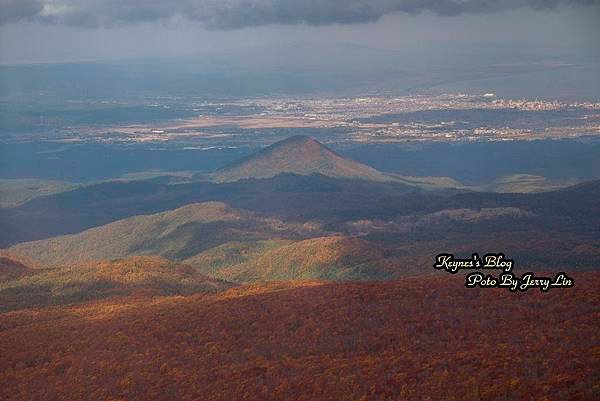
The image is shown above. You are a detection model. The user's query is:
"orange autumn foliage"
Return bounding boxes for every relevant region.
[0,273,598,401]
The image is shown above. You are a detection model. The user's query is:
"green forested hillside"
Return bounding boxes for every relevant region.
[10,202,324,268]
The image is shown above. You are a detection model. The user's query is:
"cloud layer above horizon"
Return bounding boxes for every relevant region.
[1,0,598,29]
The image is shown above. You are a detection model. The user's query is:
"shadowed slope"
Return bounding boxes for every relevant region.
[0,256,33,282]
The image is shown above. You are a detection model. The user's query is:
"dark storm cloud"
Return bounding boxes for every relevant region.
[1,0,598,28]
[0,0,43,24]
[196,0,600,30]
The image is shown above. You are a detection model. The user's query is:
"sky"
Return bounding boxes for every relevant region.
[0,0,598,65]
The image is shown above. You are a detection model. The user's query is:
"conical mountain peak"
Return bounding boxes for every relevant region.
[213,136,389,182]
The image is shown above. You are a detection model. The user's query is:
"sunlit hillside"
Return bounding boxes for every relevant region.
[0,256,233,312]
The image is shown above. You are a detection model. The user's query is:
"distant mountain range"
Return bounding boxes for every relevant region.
[1,135,599,280]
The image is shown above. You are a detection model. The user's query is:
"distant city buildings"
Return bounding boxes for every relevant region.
[5,94,599,145]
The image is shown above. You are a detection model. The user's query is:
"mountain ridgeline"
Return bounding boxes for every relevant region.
[1,135,599,277]
[7,201,411,286]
